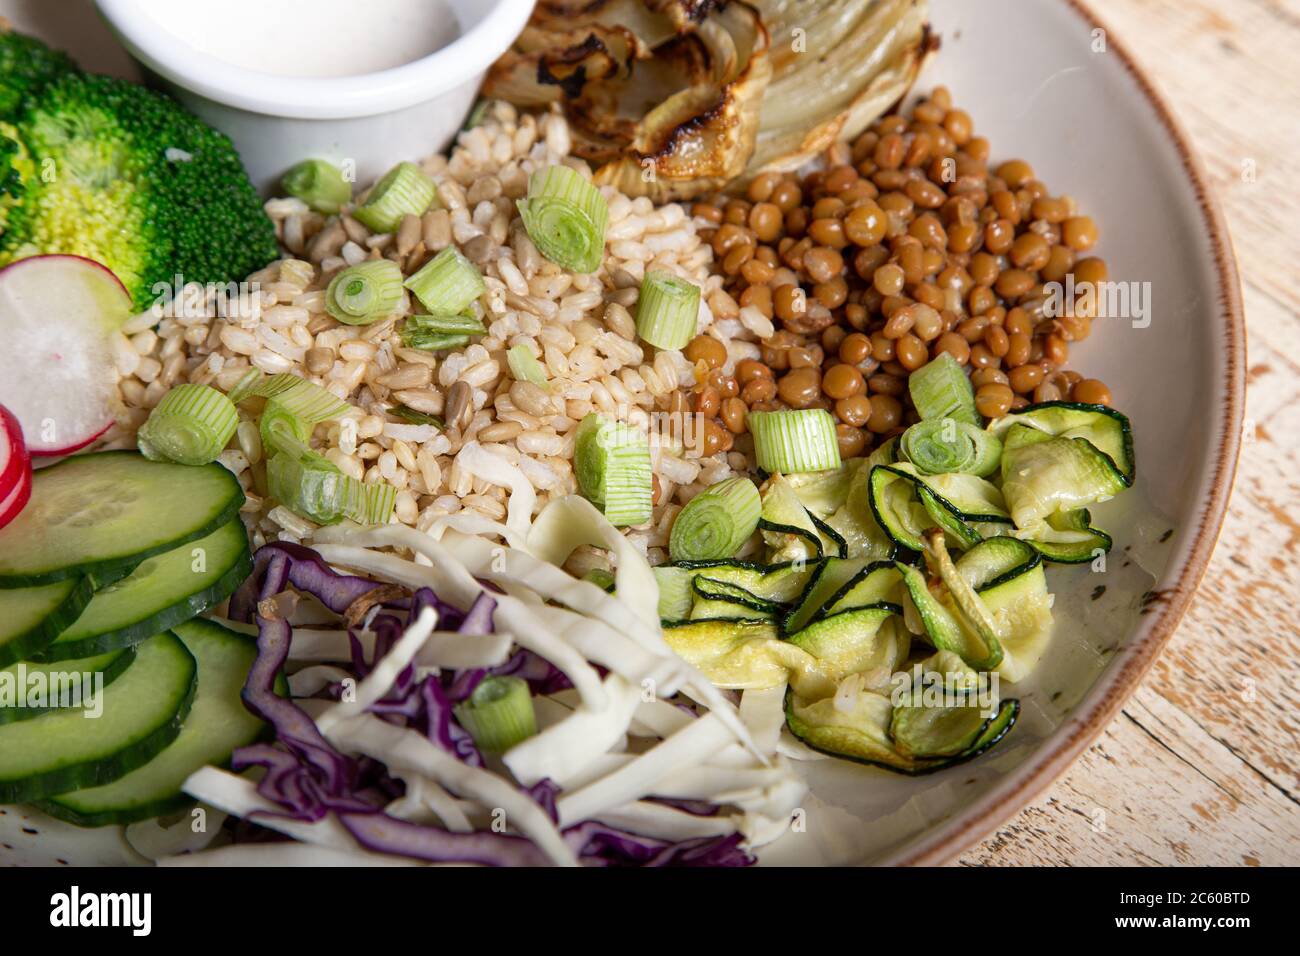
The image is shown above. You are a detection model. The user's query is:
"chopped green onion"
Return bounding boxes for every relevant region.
[635,271,700,351]
[404,247,485,316]
[747,409,841,474]
[387,404,444,428]
[326,260,404,326]
[909,353,979,425]
[899,418,1002,477]
[267,445,396,527]
[267,446,349,525]
[226,368,264,404]
[137,384,238,466]
[574,413,652,526]
[400,330,471,352]
[352,161,436,233]
[259,399,313,457]
[506,344,549,391]
[281,159,352,214]
[453,676,536,753]
[462,98,490,132]
[249,374,349,423]
[517,165,609,273]
[403,311,486,336]
[669,477,761,561]
[583,568,616,592]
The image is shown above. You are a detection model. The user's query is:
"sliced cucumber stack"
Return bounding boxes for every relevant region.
[0,646,136,726]
[0,451,244,588]
[40,619,269,827]
[0,632,197,803]
[0,576,94,667]
[37,520,252,662]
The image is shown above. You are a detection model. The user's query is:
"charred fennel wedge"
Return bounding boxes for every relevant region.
[483,0,929,200]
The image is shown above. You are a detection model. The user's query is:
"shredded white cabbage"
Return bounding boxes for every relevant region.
[455,440,537,542]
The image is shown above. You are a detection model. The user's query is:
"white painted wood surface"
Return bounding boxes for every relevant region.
[961,0,1300,867]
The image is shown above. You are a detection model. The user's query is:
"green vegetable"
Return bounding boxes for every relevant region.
[669,477,761,562]
[517,165,609,273]
[922,528,1004,669]
[573,413,652,526]
[635,271,700,350]
[136,384,238,466]
[404,246,485,316]
[507,343,550,390]
[0,46,278,308]
[326,260,405,325]
[400,330,470,352]
[233,372,349,456]
[402,311,487,342]
[0,27,77,121]
[0,632,197,803]
[899,417,1001,477]
[266,443,395,527]
[454,676,536,753]
[0,577,93,668]
[352,161,435,234]
[281,158,352,214]
[998,428,1128,532]
[908,354,979,426]
[748,408,841,474]
[386,404,444,428]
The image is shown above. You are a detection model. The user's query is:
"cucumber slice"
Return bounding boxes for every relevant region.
[0,452,245,588]
[40,619,268,827]
[988,401,1133,482]
[0,632,196,802]
[0,577,94,667]
[0,646,136,725]
[37,520,252,662]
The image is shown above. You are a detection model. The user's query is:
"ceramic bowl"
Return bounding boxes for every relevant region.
[0,0,1243,867]
[94,0,537,193]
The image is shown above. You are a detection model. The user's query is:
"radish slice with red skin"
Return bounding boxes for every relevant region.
[0,463,31,530]
[0,404,28,494]
[0,255,131,457]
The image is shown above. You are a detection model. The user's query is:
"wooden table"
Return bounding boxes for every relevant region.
[961,0,1300,866]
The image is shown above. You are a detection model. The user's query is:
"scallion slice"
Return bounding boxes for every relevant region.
[400,330,472,352]
[259,399,313,458]
[669,477,761,561]
[574,413,652,526]
[517,165,609,274]
[506,344,549,391]
[403,311,486,336]
[281,159,352,214]
[352,161,436,234]
[326,260,404,326]
[404,247,485,316]
[899,418,1002,477]
[635,271,700,350]
[225,368,264,404]
[136,384,238,466]
[908,353,979,425]
[386,405,444,428]
[747,409,841,474]
[267,445,396,527]
[453,676,536,753]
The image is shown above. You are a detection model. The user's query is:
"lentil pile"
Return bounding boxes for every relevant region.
[683,85,1115,462]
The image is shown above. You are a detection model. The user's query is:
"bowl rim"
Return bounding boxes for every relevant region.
[93,0,537,120]
[882,0,1246,866]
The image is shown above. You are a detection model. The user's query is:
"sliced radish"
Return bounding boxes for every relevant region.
[0,403,28,494]
[0,255,132,457]
[0,453,31,531]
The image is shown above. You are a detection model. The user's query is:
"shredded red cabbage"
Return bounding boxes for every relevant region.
[226,542,753,867]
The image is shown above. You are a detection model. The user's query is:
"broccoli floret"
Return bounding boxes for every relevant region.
[0,26,78,120]
[0,55,279,308]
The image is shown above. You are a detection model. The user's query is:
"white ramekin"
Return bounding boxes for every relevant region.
[94,0,536,194]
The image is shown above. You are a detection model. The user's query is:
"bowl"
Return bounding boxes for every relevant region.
[94,0,538,193]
